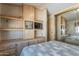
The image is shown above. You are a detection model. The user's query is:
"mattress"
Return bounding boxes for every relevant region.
[20,41,79,56]
[64,35,79,45]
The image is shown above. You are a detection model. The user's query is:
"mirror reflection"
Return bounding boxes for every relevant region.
[57,9,79,45]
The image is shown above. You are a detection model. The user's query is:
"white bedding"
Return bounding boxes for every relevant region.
[20,41,79,56]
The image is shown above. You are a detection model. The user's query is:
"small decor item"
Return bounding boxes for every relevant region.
[75,22,79,26]
[34,22,43,29]
[25,21,33,29]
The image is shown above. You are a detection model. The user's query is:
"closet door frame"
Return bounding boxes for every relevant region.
[54,4,79,40]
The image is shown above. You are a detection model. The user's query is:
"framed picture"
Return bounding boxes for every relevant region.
[25,21,33,29]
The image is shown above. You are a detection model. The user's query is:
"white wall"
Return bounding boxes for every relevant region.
[47,3,75,15]
[28,3,75,15]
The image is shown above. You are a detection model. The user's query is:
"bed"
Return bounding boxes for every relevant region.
[20,41,79,56]
[64,35,79,45]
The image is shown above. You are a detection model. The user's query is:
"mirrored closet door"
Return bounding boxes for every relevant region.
[56,9,79,45]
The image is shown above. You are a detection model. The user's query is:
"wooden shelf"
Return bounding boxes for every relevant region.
[0,29,24,31]
[34,20,43,23]
[23,29,35,30]
[0,15,23,21]
[34,29,42,31]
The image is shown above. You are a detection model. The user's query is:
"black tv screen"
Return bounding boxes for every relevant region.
[34,22,43,29]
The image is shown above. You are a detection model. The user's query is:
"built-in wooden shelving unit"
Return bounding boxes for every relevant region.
[0,3,47,56]
[0,15,23,21]
[0,3,47,41]
[0,29,24,31]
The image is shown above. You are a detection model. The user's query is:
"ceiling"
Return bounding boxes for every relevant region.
[27,3,76,15]
[15,3,78,20]
[7,3,76,15]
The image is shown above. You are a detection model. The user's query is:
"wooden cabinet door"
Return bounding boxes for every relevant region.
[0,43,17,56]
[0,4,22,18]
[37,37,46,43]
[23,4,35,39]
[23,5,35,21]
[35,8,47,21]
[35,8,47,40]
[0,18,23,29]
[28,40,37,46]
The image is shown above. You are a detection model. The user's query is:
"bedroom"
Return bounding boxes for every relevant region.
[0,3,79,56]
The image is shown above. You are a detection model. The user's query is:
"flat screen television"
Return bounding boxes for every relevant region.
[34,22,43,29]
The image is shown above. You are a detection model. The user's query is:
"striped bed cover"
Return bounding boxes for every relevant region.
[20,41,79,56]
